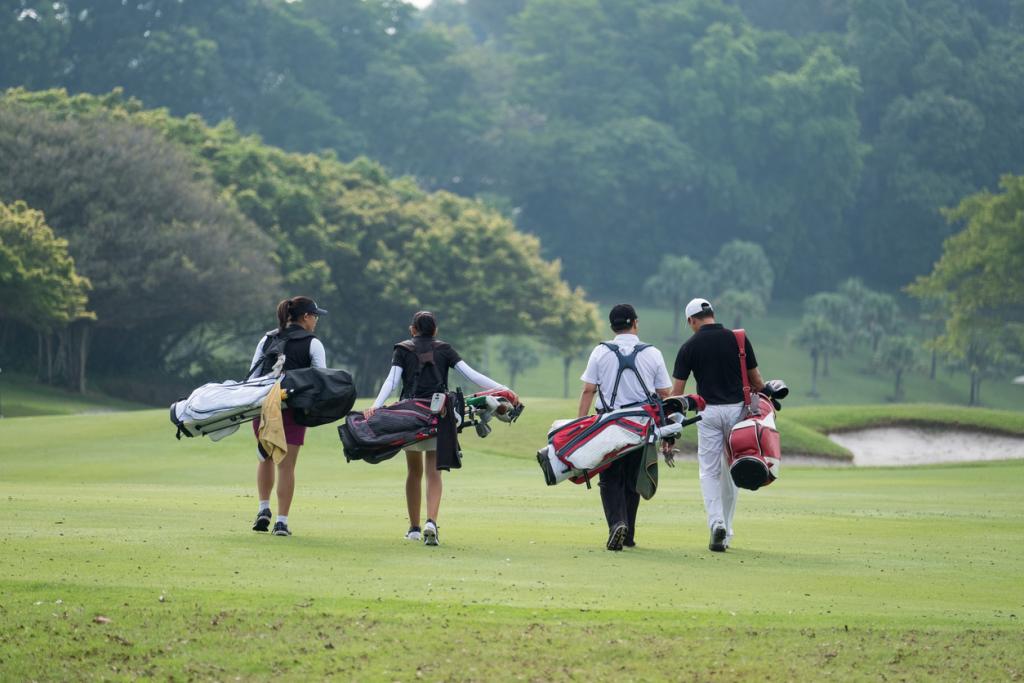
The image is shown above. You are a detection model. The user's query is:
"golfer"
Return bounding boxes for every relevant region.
[250,296,328,537]
[578,304,672,551]
[668,298,765,552]
[364,311,514,546]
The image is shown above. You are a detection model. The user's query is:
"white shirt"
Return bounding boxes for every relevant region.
[580,334,671,410]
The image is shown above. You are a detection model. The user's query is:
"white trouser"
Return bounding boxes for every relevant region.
[696,403,745,539]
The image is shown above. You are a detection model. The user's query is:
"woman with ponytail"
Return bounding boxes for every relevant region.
[249,296,328,537]
[364,311,515,546]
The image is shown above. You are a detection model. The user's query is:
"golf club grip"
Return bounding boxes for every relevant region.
[681,415,702,427]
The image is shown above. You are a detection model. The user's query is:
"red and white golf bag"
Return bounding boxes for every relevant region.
[538,404,663,486]
[726,330,781,490]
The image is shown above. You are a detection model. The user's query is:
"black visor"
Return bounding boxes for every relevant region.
[294,300,328,317]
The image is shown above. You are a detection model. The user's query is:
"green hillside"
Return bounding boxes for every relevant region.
[484,304,1024,410]
[0,372,143,418]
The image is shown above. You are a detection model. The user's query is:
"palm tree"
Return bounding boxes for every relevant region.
[643,255,709,340]
[804,292,856,377]
[874,336,918,400]
[498,336,539,391]
[716,289,765,328]
[793,315,844,397]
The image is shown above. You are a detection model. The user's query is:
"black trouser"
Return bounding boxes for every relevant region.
[598,449,641,543]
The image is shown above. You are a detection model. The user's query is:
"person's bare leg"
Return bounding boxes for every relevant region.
[275,444,300,517]
[425,451,443,523]
[406,452,424,527]
[257,457,274,503]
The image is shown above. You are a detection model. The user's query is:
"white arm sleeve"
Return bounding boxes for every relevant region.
[372,365,403,409]
[455,360,504,390]
[250,340,265,373]
[309,338,327,369]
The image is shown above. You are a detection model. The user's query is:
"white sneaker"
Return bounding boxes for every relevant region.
[423,520,439,546]
[405,526,422,541]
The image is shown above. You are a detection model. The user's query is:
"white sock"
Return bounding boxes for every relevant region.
[277,515,288,525]
[258,500,270,512]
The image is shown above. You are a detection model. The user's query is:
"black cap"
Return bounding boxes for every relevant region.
[609,303,637,330]
[294,299,328,317]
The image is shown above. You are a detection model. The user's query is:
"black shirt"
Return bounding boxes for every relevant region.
[392,337,462,399]
[672,323,758,405]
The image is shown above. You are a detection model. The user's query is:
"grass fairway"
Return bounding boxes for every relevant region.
[2,410,1023,681]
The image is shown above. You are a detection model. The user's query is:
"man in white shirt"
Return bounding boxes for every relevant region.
[578,304,672,551]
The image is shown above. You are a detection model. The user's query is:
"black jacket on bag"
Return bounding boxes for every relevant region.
[281,367,357,427]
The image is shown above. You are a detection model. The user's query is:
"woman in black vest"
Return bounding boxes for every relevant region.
[364,311,512,546]
[250,296,328,537]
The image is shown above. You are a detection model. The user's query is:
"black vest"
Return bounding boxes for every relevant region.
[257,325,315,376]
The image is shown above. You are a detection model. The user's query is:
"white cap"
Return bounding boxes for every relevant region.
[684,297,713,319]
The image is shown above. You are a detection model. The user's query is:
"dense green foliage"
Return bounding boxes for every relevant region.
[0,200,90,331]
[0,89,594,395]
[0,199,93,390]
[3,0,1022,295]
[909,175,1024,405]
[2,409,1023,678]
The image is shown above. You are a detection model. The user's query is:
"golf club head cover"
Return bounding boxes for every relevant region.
[683,394,706,413]
[654,423,683,440]
[763,379,789,401]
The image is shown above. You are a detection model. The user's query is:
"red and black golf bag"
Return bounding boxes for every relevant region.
[726,329,782,490]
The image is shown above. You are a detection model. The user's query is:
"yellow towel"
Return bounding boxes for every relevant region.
[258,380,288,464]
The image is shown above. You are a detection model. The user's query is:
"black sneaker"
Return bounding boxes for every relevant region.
[272,521,291,537]
[252,508,272,532]
[606,522,627,551]
[709,522,727,552]
[623,539,636,548]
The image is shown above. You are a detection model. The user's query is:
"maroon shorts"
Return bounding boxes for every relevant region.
[252,408,307,447]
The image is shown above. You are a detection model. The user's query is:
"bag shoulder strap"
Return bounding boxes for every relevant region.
[597,342,654,411]
[733,329,751,407]
[246,331,279,379]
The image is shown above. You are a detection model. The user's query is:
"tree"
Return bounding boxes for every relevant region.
[874,335,918,401]
[497,336,539,391]
[804,291,856,377]
[0,200,93,389]
[643,255,709,340]
[908,175,1024,404]
[792,314,844,397]
[1,89,597,398]
[0,101,279,390]
[710,240,774,305]
[539,283,601,398]
[838,278,899,352]
[715,289,764,328]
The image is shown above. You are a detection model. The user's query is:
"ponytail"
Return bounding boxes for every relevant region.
[277,298,293,332]
[411,310,437,337]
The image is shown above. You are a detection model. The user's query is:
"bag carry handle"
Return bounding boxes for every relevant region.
[733,329,751,408]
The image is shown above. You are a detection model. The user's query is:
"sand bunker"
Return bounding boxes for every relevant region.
[828,427,1024,467]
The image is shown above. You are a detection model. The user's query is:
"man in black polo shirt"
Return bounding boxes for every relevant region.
[668,297,765,552]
